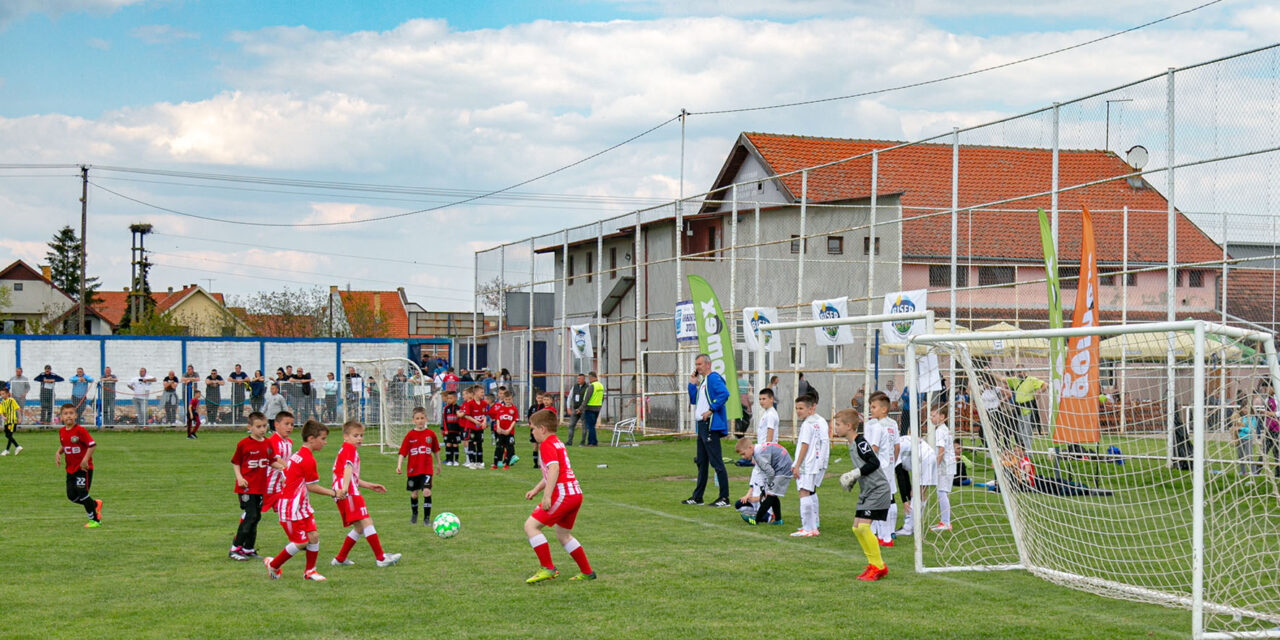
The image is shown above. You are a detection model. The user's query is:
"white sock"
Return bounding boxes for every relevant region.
[887,503,899,534]
[901,505,914,533]
[562,537,581,553]
[347,530,362,542]
[306,542,319,552]
[283,542,301,556]
[362,525,377,538]
[799,495,813,530]
[939,491,952,525]
[810,494,819,531]
[870,518,883,538]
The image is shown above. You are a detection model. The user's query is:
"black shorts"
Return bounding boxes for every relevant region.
[66,469,93,502]
[895,465,911,502]
[856,508,889,521]
[444,429,463,445]
[406,474,433,492]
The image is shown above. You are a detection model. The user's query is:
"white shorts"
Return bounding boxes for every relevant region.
[936,471,955,493]
[797,470,826,493]
[750,467,791,497]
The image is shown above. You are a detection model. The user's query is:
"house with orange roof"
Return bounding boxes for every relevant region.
[0,260,112,335]
[93,284,251,336]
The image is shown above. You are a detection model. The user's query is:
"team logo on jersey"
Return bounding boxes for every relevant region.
[817,303,841,339]
[70,436,80,443]
[890,295,916,337]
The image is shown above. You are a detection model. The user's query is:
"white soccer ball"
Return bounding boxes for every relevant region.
[432,512,461,538]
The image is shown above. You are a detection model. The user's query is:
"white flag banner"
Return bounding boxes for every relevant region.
[569,324,594,359]
[742,307,781,353]
[917,352,944,392]
[810,297,854,346]
[881,289,929,343]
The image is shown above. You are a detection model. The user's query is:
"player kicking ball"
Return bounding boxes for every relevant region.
[522,409,595,584]
[330,421,401,568]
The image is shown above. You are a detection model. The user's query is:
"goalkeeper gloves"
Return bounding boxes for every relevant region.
[839,468,862,492]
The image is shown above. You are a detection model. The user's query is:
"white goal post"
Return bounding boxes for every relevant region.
[908,320,1280,640]
[340,357,434,455]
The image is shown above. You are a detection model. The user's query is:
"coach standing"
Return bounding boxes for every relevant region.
[681,354,730,507]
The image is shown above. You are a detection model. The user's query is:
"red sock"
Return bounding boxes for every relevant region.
[365,532,385,561]
[270,545,294,569]
[569,546,592,574]
[305,547,318,573]
[336,533,358,562]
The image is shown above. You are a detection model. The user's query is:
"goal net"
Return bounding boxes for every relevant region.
[340,358,434,455]
[910,321,1280,639]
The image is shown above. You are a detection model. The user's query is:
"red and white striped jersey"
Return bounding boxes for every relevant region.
[265,433,293,498]
[331,441,361,498]
[537,435,581,501]
[277,446,319,522]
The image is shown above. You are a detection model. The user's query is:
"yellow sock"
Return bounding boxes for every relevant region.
[854,523,885,569]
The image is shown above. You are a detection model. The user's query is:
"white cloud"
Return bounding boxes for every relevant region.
[87,37,110,50]
[0,238,47,264]
[130,24,199,44]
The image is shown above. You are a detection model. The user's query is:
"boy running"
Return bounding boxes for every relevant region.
[790,394,829,538]
[492,390,518,469]
[523,409,595,584]
[441,390,462,467]
[834,408,889,581]
[1,387,21,456]
[186,389,202,439]
[396,407,440,525]
[229,412,271,560]
[265,420,337,581]
[330,421,401,568]
[55,404,102,528]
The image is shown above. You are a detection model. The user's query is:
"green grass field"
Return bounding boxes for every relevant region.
[0,427,1202,639]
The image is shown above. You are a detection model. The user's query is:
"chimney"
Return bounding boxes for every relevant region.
[122,287,129,292]
[40,265,51,280]
[167,286,174,294]
[330,285,338,294]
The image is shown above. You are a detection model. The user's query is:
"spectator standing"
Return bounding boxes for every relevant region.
[205,369,225,425]
[681,354,730,507]
[391,368,408,417]
[796,373,813,406]
[69,368,94,424]
[323,372,339,423]
[281,365,296,407]
[249,370,266,414]
[564,374,590,446]
[180,365,200,412]
[162,371,180,424]
[8,368,29,425]
[100,367,118,426]
[128,368,156,426]
[294,367,314,421]
[262,383,290,429]
[229,365,249,424]
[583,372,604,447]
[344,367,361,421]
[35,365,65,424]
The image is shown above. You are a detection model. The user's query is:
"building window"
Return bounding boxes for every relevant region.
[567,255,574,285]
[1060,266,1079,289]
[1127,272,1138,286]
[609,247,617,279]
[586,251,593,283]
[863,237,880,256]
[827,236,843,255]
[826,346,842,368]
[978,266,1015,286]
[929,265,968,287]
[1186,270,1205,288]
[789,343,806,367]
[1100,270,1115,286]
[790,235,807,254]
[11,283,22,291]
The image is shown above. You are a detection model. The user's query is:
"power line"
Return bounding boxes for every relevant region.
[148,249,476,294]
[687,0,1224,116]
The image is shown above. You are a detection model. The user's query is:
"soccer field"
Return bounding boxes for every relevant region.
[2,429,1193,639]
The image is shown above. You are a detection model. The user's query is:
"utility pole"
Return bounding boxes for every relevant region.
[78,165,88,335]
[129,223,153,326]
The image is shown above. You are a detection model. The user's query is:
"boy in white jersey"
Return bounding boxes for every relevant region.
[864,391,900,545]
[789,394,829,538]
[930,404,955,532]
[755,389,779,444]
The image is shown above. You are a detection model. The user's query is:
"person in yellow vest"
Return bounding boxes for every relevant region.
[1004,366,1044,451]
[583,372,604,447]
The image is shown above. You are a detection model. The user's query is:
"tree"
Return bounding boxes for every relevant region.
[234,287,328,337]
[478,276,506,316]
[117,310,188,336]
[342,293,390,338]
[45,225,101,306]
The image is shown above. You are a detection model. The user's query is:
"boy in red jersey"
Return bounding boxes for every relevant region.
[492,390,518,469]
[526,392,556,468]
[265,420,336,581]
[331,421,401,568]
[460,386,488,469]
[261,411,295,514]
[396,407,440,525]
[55,404,102,528]
[186,389,201,440]
[523,409,595,584]
[229,412,272,560]
[441,390,462,466]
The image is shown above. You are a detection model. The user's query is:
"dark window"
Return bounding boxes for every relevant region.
[979,266,1015,286]
[1099,270,1115,286]
[790,235,807,254]
[863,237,881,256]
[1127,272,1138,286]
[1060,266,1079,289]
[609,247,617,279]
[1188,270,1204,288]
[586,251,593,283]
[706,228,717,256]
[827,236,843,255]
[567,255,574,285]
[929,265,968,287]
[11,283,22,291]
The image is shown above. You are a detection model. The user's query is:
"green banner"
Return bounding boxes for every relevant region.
[1038,209,1063,433]
[687,274,742,421]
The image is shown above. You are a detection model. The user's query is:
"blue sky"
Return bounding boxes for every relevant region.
[0,0,1275,309]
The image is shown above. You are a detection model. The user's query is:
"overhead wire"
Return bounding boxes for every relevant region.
[148,249,476,294]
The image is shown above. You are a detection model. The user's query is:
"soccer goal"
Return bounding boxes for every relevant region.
[340,358,434,455]
[909,321,1280,639]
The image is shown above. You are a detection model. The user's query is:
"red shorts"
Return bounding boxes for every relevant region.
[336,494,369,527]
[531,494,582,530]
[280,516,316,545]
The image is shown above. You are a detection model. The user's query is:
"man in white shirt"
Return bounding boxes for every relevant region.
[129,368,156,427]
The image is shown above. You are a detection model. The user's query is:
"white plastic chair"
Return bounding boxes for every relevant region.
[610,417,638,447]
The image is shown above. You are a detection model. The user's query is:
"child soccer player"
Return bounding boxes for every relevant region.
[864,391,900,545]
[229,412,272,560]
[186,389,202,439]
[756,389,779,444]
[1233,401,1260,475]
[523,409,595,583]
[261,411,295,515]
[55,404,102,528]
[396,407,440,525]
[834,408,890,581]
[931,404,955,532]
[790,394,829,538]
[441,390,462,467]
[0,387,21,456]
[330,421,401,568]
[734,437,792,525]
[492,391,518,469]
[461,386,488,469]
[528,392,556,467]
[266,420,337,581]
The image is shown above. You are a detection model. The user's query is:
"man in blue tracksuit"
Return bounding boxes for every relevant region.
[682,354,731,507]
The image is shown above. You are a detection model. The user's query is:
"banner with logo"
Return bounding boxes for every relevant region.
[1038,208,1065,427]
[569,323,594,360]
[881,289,928,343]
[811,297,854,346]
[742,306,781,353]
[1053,208,1101,444]
[674,300,698,343]
[687,275,742,421]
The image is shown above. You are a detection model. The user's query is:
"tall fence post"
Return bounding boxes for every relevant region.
[596,221,604,393]
[634,210,643,424]
[527,237,536,413]
[950,129,959,403]
[497,246,505,379]
[863,150,879,404]
[560,231,569,404]
[793,170,808,438]
[730,184,740,401]
[471,253,478,369]
[1165,67,1178,466]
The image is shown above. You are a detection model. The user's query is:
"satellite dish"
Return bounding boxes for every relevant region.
[1126,145,1149,170]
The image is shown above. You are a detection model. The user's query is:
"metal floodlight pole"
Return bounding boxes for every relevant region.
[498,247,505,379]
[471,252,479,369]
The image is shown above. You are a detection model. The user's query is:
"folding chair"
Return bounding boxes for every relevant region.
[610,417,638,447]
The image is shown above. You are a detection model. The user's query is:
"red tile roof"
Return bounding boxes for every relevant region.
[93,285,226,327]
[1224,269,1280,328]
[737,133,1223,264]
[338,291,409,338]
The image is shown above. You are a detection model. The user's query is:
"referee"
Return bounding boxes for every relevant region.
[681,354,730,507]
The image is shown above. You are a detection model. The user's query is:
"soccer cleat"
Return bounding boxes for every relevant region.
[375,553,402,567]
[930,523,953,532]
[789,529,818,538]
[569,572,597,581]
[509,455,520,465]
[94,499,102,522]
[240,549,261,559]
[858,566,888,582]
[1,449,8,456]
[83,520,100,529]
[503,465,509,470]
[13,446,20,456]
[708,498,731,508]
[769,519,785,526]
[303,570,327,581]
[739,513,753,524]
[894,527,913,537]
[229,551,248,561]
[525,568,558,584]
[878,539,894,548]
[855,565,876,580]
[490,465,498,470]
[680,498,703,506]
[331,557,356,567]
[410,512,418,524]
[264,557,281,580]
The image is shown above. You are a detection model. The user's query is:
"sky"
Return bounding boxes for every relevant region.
[1,0,1278,312]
